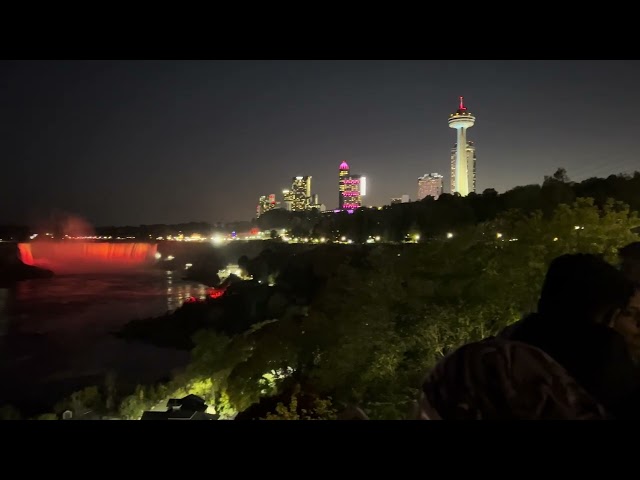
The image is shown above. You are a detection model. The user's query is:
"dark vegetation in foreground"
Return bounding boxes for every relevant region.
[3,169,640,420]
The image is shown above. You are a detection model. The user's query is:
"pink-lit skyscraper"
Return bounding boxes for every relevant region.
[338,161,364,210]
[338,161,350,209]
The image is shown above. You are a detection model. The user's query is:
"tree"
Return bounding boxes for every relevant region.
[104,371,117,412]
[544,167,570,184]
[262,387,337,420]
[237,255,249,273]
[56,385,103,416]
[35,413,58,420]
[0,405,21,420]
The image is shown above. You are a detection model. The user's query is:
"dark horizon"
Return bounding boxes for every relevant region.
[2,60,640,227]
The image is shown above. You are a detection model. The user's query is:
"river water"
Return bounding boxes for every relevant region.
[0,269,206,415]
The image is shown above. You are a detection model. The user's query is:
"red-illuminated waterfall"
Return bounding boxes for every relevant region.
[17,243,35,266]
[17,242,158,273]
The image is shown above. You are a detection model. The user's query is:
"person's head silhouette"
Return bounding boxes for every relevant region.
[537,253,634,326]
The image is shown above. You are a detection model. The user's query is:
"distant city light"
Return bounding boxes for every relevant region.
[211,235,225,245]
[496,233,503,239]
[155,252,162,259]
[447,232,454,239]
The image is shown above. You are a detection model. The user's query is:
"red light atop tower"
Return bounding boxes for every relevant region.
[459,96,466,110]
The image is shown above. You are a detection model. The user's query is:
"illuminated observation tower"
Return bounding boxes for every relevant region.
[448,96,476,196]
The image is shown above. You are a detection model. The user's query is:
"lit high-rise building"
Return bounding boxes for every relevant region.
[290,176,312,211]
[256,194,277,217]
[338,161,364,210]
[342,174,362,210]
[449,141,476,194]
[309,194,326,212]
[338,161,350,209]
[282,189,294,211]
[417,173,444,200]
[448,96,476,196]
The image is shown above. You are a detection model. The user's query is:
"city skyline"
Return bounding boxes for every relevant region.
[2,60,640,226]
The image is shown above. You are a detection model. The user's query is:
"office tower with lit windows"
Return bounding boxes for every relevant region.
[338,161,366,210]
[338,161,350,209]
[417,173,444,200]
[256,194,277,217]
[309,194,326,212]
[342,174,362,210]
[448,96,476,196]
[282,189,294,211]
[287,176,312,211]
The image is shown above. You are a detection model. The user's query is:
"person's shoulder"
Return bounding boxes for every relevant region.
[497,313,540,341]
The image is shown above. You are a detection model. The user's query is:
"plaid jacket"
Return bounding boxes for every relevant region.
[418,337,610,420]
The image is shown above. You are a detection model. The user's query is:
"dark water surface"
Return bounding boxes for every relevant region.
[0,270,206,414]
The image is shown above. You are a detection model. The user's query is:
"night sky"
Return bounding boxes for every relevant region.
[2,60,639,226]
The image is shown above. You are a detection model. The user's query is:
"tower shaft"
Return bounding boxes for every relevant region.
[455,128,469,196]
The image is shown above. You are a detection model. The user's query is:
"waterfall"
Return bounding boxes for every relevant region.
[18,243,35,266]
[17,242,158,273]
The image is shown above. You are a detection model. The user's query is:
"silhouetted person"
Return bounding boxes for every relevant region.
[418,337,609,420]
[619,242,640,285]
[614,243,640,360]
[499,253,640,418]
[419,253,640,420]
